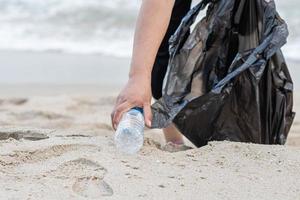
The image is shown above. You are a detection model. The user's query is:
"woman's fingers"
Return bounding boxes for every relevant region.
[143,102,153,128]
[111,101,132,130]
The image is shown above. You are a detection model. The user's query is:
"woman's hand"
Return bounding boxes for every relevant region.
[111,0,175,130]
[111,75,152,130]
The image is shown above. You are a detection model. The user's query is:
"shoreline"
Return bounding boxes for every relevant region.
[0,50,298,89]
[0,50,130,86]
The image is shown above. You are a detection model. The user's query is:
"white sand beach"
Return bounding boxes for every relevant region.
[0,0,299,199]
[0,84,299,199]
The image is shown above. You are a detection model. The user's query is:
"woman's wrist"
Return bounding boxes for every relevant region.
[129,67,152,81]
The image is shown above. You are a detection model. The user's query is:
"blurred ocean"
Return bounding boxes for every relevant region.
[0,0,298,59]
[0,0,139,57]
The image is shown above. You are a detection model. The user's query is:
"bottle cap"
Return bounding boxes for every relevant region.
[132,107,144,114]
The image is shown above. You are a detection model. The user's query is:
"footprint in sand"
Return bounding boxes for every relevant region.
[72,177,113,198]
[54,158,113,198]
[0,128,50,141]
[0,98,28,106]
[0,144,95,166]
[8,98,28,105]
[10,110,72,121]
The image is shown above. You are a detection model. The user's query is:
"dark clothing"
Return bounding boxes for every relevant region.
[151,0,192,100]
[151,0,294,147]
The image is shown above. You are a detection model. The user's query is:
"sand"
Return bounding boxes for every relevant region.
[0,49,299,199]
[0,92,299,200]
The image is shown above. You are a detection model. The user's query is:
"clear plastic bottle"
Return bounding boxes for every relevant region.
[114,107,145,154]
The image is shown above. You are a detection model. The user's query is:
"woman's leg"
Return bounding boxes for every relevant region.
[152,0,191,143]
[162,124,192,152]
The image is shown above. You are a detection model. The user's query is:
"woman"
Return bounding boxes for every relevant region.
[112,0,294,148]
[111,0,191,148]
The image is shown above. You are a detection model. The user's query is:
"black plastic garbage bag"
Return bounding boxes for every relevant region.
[151,0,295,147]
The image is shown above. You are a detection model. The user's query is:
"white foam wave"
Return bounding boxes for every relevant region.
[0,0,140,57]
[0,0,298,59]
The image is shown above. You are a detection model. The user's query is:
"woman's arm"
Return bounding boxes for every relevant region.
[111,0,175,129]
[129,0,175,77]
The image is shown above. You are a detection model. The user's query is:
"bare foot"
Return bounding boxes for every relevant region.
[163,124,184,145]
